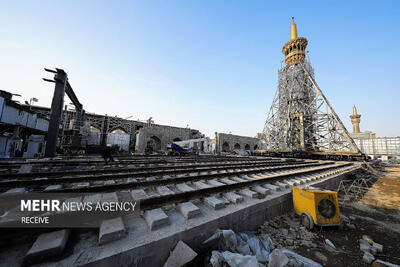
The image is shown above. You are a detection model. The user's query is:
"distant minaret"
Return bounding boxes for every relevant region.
[350,105,361,133]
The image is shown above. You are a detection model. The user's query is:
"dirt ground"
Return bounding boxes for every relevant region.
[257,166,400,266]
[360,167,400,210]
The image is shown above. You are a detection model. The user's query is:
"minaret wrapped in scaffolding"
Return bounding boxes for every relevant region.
[263,18,360,153]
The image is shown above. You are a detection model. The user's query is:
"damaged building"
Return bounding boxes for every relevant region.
[0,90,49,158]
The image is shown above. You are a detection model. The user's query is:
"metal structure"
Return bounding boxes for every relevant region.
[337,177,374,203]
[354,136,400,157]
[43,68,84,157]
[262,19,361,155]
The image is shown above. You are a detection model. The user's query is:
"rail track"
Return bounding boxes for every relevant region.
[0,159,324,192]
[0,155,261,170]
[0,156,360,266]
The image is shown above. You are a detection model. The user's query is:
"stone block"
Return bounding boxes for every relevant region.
[219,178,237,185]
[275,182,289,189]
[363,251,375,264]
[104,180,116,185]
[193,181,212,189]
[157,186,174,196]
[99,217,126,245]
[131,189,148,201]
[252,185,271,196]
[19,164,32,174]
[4,187,27,194]
[372,242,383,253]
[176,183,195,192]
[284,180,298,186]
[74,182,90,188]
[127,178,137,183]
[163,240,197,267]
[44,185,62,191]
[263,184,281,191]
[178,202,201,219]
[224,192,244,203]
[204,197,225,210]
[83,194,101,204]
[101,192,118,203]
[144,208,170,230]
[230,177,248,183]
[239,189,260,199]
[25,229,70,264]
[208,180,225,187]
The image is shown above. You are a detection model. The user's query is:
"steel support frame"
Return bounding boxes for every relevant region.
[262,60,361,154]
[44,68,84,157]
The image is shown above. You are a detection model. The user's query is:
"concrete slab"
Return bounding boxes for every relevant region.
[63,197,82,207]
[44,185,63,191]
[176,183,195,192]
[74,182,90,188]
[193,181,212,189]
[263,184,281,191]
[131,189,148,201]
[157,186,174,196]
[240,175,254,180]
[275,181,290,189]
[207,180,225,187]
[18,164,32,174]
[83,194,101,204]
[284,180,299,186]
[99,217,126,245]
[25,229,70,264]
[224,192,244,203]
[295,178,308,184]
[219,178,237,185]
[239,189,260,199]
[178,202,201,219]
[163,240,197,267]
[252,185,271,196]
[230,177,248,183]
[144,208,170,230]
[101,192,118,203]
[4,188,27,194]
[204,197,225,210]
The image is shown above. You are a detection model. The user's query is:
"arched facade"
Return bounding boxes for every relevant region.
[216,132,260,153]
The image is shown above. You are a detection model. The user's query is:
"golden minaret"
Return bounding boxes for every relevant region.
[282,17,308,66]
[350,105,361,133]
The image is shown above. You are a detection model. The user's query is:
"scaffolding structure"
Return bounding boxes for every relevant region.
[262,59,361,154]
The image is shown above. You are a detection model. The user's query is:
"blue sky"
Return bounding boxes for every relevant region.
[0,1,399,138]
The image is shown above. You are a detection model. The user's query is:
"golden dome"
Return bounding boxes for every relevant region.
[282,17,308,66]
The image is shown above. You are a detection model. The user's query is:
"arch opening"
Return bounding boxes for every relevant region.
[90,126,101,132]
[222,142,230,152]
[234,143,241,150]
[146,136,161,153]
[244,144,250,150]
[111,127,128,134]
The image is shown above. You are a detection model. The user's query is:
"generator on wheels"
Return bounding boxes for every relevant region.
[292,186,340,229]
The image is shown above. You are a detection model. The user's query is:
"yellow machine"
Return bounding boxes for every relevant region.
[292,186,340,229]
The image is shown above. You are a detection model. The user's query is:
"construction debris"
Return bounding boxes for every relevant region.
[203,229,322,267]
[163,241,197,267]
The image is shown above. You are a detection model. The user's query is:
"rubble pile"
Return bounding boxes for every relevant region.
[202,228,322,267]
[259,214,318,250]
[359,235,384,264]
